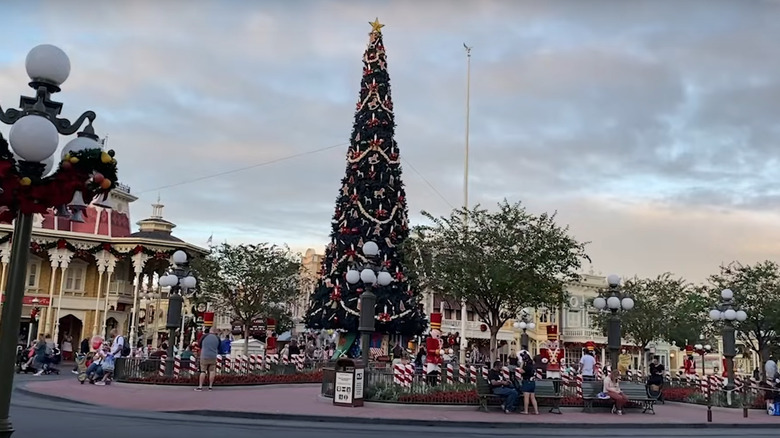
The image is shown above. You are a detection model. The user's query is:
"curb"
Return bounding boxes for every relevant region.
[16,386,777,429]
[167,409,776,429]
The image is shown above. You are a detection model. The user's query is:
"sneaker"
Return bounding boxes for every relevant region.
[194,387,202,392]
[34,371,43,376]
[95,381,105,386]
[208,387,213,391]
[617,410,623,416]
[71,370,79,374]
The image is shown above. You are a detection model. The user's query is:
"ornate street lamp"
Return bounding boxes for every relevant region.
[345,241,393,365]
[158,250,198,376]
[513,308,535,350]
[0,44,118,438]
[593,274,635,371]
[694,335,713,376]
[708,288,748,391]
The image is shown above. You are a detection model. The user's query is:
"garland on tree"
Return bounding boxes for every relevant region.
[305,19,427,336]
[0,233,182,262]
[0,132,118,223]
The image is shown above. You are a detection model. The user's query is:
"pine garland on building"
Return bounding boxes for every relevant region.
[305,19,427,336]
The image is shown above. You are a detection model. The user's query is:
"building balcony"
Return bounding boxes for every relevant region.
[562,328,604,340]
[442,319,514,340]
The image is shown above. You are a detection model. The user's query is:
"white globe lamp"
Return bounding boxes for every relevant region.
[9,114,59,162]
[345,269,361,284]
[182,276,197,289]
[721,289,734,300]
[736,310,748,322]
[25,44,71,86]
[607,296,620,310]
[527,322,536,330]
[376,271,393,286]
[724,309,737,321]
[593,297,607,310]
[360,269,377,285]
[172,250,188,265]
[621,297,635,310]
[61,133,100,159]
[362,241,379,257]
[607,274,620,287]
[709,309,723,321]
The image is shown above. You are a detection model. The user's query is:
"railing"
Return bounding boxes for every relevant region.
[116,355,326,382]
[562,328,604,339]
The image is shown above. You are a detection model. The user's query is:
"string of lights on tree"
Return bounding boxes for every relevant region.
[305,19,426,336]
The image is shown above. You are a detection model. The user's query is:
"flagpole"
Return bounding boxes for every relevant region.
[459,43,472,365]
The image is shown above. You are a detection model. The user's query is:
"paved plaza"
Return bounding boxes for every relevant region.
[18,379,780,427]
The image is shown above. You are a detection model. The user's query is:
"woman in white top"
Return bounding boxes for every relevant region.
[603,369,629,415]
[62,334,73,361]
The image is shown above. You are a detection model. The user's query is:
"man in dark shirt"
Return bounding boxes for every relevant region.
[648,356,664,385]
[488,360,518,413]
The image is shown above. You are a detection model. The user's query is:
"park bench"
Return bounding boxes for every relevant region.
[534,379,563,414]
[477,378,563,414]
[476,378,502,412]
[582,380,656,414]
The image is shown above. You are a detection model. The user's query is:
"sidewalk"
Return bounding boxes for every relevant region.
[20,379,780,427]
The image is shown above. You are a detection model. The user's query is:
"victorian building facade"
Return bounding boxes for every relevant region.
[0,184,207,349]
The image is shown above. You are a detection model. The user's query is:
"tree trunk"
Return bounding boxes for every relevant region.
[243,322,250,357]
[489,326,499,364]
[760,345,769,381]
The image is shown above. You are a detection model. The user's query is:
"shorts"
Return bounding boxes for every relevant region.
[521,380,536,393]
[200,358,217,372]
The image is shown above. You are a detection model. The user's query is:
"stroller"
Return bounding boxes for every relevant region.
[15,346,36,374]
[39,347,61,375]
[75,353,89,383]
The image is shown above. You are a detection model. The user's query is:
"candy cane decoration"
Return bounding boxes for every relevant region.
[296,354,305,372]
[624,368,631,381]
[190,358,197,376]
[404,363,413,388]
[481,366,488,382]
[636,370,644,381]
[282,354,289,366]
[393,363,404,385]
[596,364,604,381]
[173,355,181,379]
[501,366,510,381]
[470,365,477,385]
[459,364,467,384]
[242,355,251,374]
[159,355,167,377]
[535,368,543,380]
[447,363,455,384]
[576,373,583,398]
[515,367,522,381]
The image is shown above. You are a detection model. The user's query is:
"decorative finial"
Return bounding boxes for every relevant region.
[369,17,384,33]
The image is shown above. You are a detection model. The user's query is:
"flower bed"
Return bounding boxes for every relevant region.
[125,370,323,386]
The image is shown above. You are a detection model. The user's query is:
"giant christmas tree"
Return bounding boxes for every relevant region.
[305,19,427,337]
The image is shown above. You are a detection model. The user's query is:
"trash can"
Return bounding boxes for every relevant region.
[333,358,364,407]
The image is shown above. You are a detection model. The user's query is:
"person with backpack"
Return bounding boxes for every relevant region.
[196,328,220,391]
[109,328,130,358]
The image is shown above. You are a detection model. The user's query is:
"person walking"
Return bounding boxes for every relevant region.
[519,352,539,415]
[195,328,220,391]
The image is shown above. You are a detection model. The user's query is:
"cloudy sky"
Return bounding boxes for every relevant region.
[1,0,779,283]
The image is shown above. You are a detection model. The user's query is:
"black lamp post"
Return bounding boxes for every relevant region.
[593,274,635,371]
[0,44,116,438]
[345,241,393,366]
[158,250,197,376]
[709,288,747,392]
[694,337,713,376]
[513,308,535,350]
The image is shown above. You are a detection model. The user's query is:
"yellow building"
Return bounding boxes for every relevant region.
[0,184,207,350]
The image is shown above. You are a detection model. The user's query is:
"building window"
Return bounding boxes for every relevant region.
[567,310,581,327]
[539,308,549,323]
[65,262,87,292]
[26,258,42,289]
[444,309,453,320]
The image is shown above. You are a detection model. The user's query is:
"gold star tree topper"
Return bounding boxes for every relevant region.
[369,18,384,33]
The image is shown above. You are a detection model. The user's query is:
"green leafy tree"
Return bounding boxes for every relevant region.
[706,261,780,378]
[194,243,302,356]
[667,286,712,348]
[406,200,589,362]
[591,273,692,370]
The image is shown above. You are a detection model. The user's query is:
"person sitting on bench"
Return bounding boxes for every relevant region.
[604,369,629,415]
[488,360,518,414]
[647,356,664,400]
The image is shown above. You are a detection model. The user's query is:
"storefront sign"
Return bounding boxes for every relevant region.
[1,296,50,306]
[354,368,364,399]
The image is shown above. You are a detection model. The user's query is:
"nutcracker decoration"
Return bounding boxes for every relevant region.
[203,312,214,329]
[266,317,277,354]
[540,325,564,378]
[426,313,444,378]
[684,345,695,374]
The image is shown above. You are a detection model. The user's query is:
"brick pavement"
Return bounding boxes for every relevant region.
[20,379,780,426]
